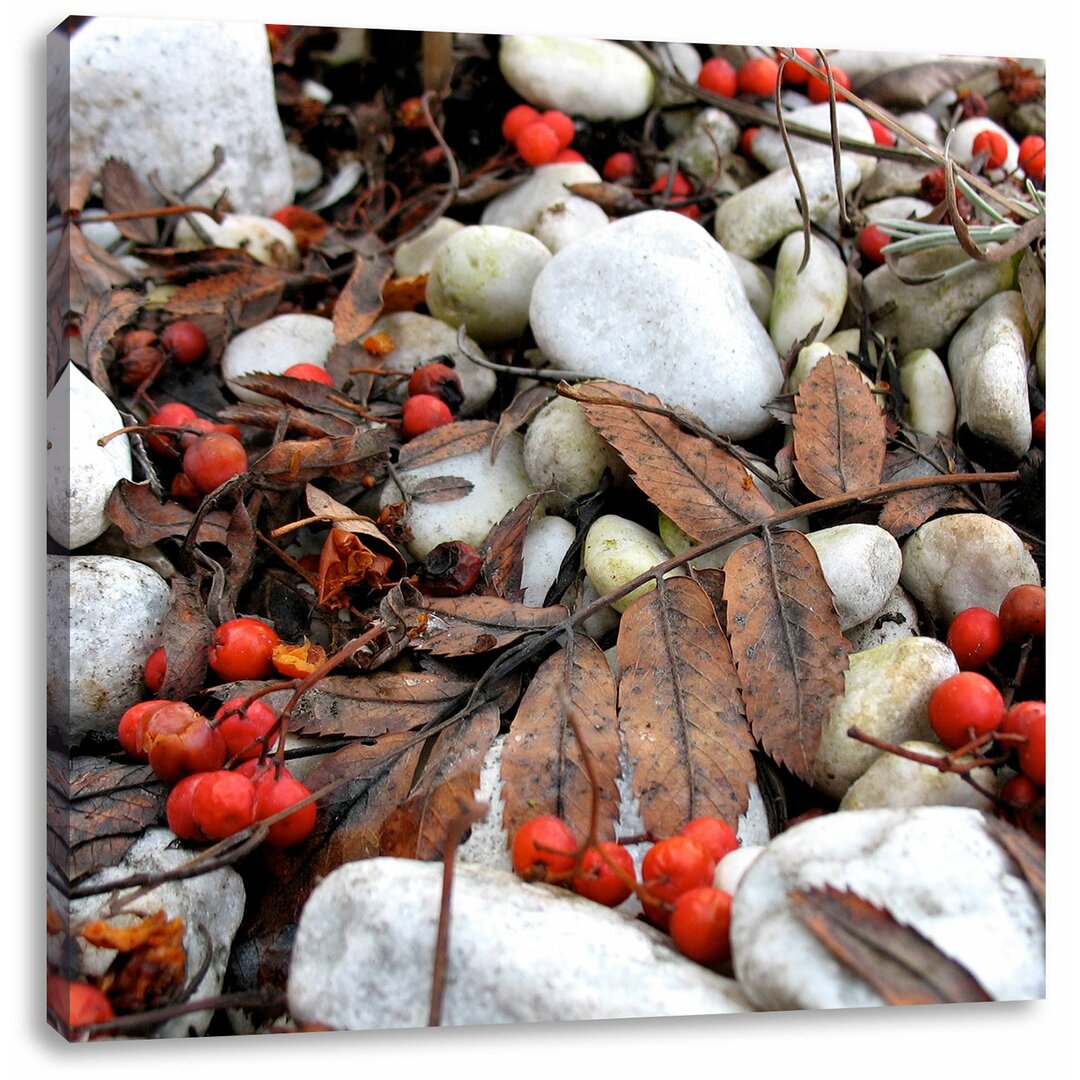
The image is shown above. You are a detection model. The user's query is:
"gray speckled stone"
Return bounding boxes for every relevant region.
[288,858,751,1029]
[65,17,292,215]
[731,807,1044,1010]
[530,211,784,440]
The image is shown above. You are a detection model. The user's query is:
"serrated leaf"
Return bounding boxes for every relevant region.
[723,530,849,783]
[402,594,568,656]
[100,158,160,244]
[396,420,497,472]
[501,634,621,843]
[158,576,214,702]
[616,576,756,836]
[106,480,232,547]
[333,252,393,345]
[481,492,546,601]
[81,287,143,390]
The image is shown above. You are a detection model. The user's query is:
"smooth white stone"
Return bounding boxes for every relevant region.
[806,524,902,631]
[221,314,336,403]
[392,217,465,276]
[769,231,848,355]
[846,583,921,652]
[729,252,774,326]
[481,163,602,235]
[533,197,610,254]
[652,42,703,107]
[584,515,675,614]
[520,515,577,607]
[47,364,132,550]
[174,212,300,269]
[750,103,878,182]
[813,637,958,800]
[714,845,765,895]
[666,108,740,183]
[898,347,957,437]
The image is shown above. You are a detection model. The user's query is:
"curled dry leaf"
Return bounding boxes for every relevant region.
[722,530,849,784]
[164,267,285,330]
[82,287,144,390]
[490,385,556,465]
[106,480,232,548]
[250,426,392,486]
[316,528,401,607]
[157,576,215,702]
[333,252,394,345]
[501,634,621,843]
[481,491,546,602]
[218,402,356,438]
[396,420,497,472]
[793,354,886,499]
[401,592,568,656]
[617,576,756,837]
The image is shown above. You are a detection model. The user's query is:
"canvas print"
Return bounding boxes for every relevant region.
[45,17,1047,1041]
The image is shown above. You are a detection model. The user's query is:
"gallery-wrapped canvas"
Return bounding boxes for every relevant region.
[45,12,1046,1052]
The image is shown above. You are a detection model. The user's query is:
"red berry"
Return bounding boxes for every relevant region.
[602,152,637,182]
[142,702,227,785]
[117,699,168,761]
[46,975,115,1036]
[740,127,760,157]
[416,539,484,596]
[540,110,575,150]
[553,148,586,164]
[697,56,737,98]
[213,696,280,761]
[397,96,427,130]
[208,617,281,681]
[1000,772,1040,809]
[946,607,1004,671]
[170,471,200,506]
[670,886,734,966]
[191,769,257,840]
[650,171,693,199]
[806,64,851,104]
[160,320,207,365]
[407,362,464,410]
[511,815,577,883]
[252,770,318,846]
[117,344,165,388]
[640,835,715,929]
[515,121,560,166]
[283,362,334,385]
[146,401,197,450]
[972,129,1008,169]
[677,817,739,870]
[737,57,780,97]
[1018,134,1045,181]
[165,772,211,842]
[927,671,1005,750]
[781,48,819,85]
[144,646,167,693]
[868,119,896,146]
[1001,700,1046,787]
[571,841,636,907]
[858,224,891,265]
[401,393,453,440]
[501,103,540,143]
[1032,409,1045,444]
[182,431,248,494]
[998,584,1046,642]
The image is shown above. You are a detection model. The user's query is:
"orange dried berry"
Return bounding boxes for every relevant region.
[972,129,1008,169]
[271,640,329,679]
[362,332,397,356]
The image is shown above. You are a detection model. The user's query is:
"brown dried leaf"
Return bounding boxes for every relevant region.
[409,475,475,504]
[501,634,621,843]
[315,528,401,606]
[1017,247,1045,340]
[481,492,546,601]
[82,287,143,390]
[379,703,500,860]
[403,593,568,656]
[854,58,998,109]
[878,484,975,539]
[790,885,992,1004]
[793,355,886,499]
[567,381,775,542]
[984,815,1045,913]
[396,420,497,472]
[723,530,849,783]
[617,577,756,836]
[100,158,160,244]
[222,499,258,613]
[566,180,647,216]
[490,385,556,465]
[158,576,215,701]
[81,910,182,953]
[218,402,356,438]
[106,480,231,547]
[250,426,392,486]
[333,252,394,345]
[163,267,285,328]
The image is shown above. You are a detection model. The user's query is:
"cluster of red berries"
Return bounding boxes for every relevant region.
[929,584,1046,795]
[696,49,851,104]
[510,814,740,967]
[400,361,464,440]
[501,104,583,167]
[115,319,208,389]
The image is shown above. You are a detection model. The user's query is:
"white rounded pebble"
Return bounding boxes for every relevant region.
[898,347,957,438]
[950,116,1021,176]
[900,512,1041,624]
[392,217,465,276]
[174,212,300,269]
[845,583,921,652]
[520,515,577,606]
[769,231,848,355]
[584,515,676,614]
[729,252,774,326]
[481,162,603,235]
[221,313,336,403]
[714,845,765,895]
[47,364,132,550]
[666,108,740,183]
[652,42,702,107]
[750,102,878,182]
[47,554,171,744]
[806,524,902,631]
[498,36,655,121]
[426,225,552,346]
[533,197,610,254]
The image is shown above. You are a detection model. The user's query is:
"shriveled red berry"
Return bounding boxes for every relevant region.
[182,431,248,494]
[806,64,851,104]
[946,607,1004,671]
[998,584,1045,642]
[170,471,200,506]
[572,841,636,907]
[142,702,227,785]
[927,672,1005,750]
[117,699,169,761]
[640,835,715,929]
[208,617,281,681]
[602,151,637,182]
[213,696,280,761]
[270,205,328,250]
[737,56,780,97]
[972,129,1008,169]
[1000,772,1040,809]
[540,109,575,150]
[283,362,334,385]
[271,640,328,680]
[502,103,541,142]
[397,95,427,130]
[165,772,210,842]
[120,328,158,354]
[677,817,739,870]
[47,975,115,1037]
[191,769,257,840]
[868,119,896,146]
[416,540,483,596]
[1001,700,1046,787]
[117,344,166,387]
[697,56,737,98]
[401,393,453,440]
[858,224,891,265]
[253,770,318,846]
[670,886,734,966]
[1018,134,1045,181]
[160,320,208,365]
[511,815,577,882]
[515,121,560,166]
[407,362,464,411]
[144,646,167,693]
